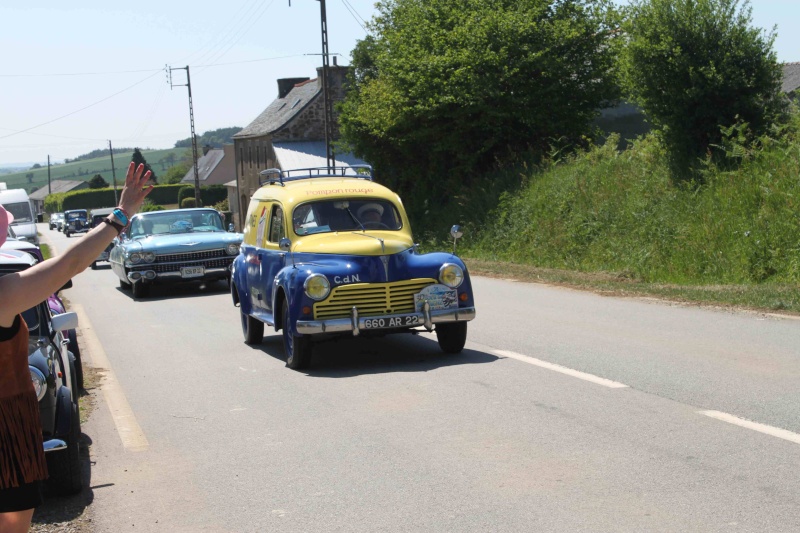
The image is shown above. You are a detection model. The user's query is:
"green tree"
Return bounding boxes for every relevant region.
[620,0,785,180]
[339,0,620,201]
[25,172,34,184]
[131,148,158,184]
[162,162,190,184]
[88,174,109,189]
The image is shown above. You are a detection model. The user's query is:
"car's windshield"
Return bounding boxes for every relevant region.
[66,211,86,220]
[292,199,402,235]
[4,202,33,223]
[129,210,224,238]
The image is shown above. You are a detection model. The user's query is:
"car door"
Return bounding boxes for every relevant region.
[246,202,287,315]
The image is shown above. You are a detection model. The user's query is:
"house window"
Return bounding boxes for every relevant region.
[248,146,252,169]
[239,147,244,174]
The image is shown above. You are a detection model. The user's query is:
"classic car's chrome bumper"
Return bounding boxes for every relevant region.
[43,438,67,453]
[296,305,476,336]
[128,265,231,282]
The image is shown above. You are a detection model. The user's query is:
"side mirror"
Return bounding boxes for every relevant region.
[228,223,235,232]
[51,311,79,333]
[58,279,73,293]
[279,238,292,252]
[450,225,463,255]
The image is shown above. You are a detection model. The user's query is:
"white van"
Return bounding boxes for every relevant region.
[0,188,38,245]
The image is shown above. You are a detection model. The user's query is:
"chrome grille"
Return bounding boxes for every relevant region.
[314,278,436,319]
[131,256,233,273]
[155,249,227,263]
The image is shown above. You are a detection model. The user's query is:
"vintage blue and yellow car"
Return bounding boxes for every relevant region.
[230,166,476,370]
[109,207,243,299]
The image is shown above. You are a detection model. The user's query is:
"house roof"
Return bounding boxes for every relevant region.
[272,141,367,171]
[234,79,321,139]
[181,146,234,185]
[783,62,800,94]
[28,180,87,200]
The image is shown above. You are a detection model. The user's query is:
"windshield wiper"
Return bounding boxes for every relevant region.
[344,208,365,231]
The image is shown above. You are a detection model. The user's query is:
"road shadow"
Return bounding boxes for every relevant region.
[251,329,499,377]
[114,279,230,302]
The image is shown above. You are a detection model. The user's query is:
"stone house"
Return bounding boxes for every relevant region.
[29,179,89,214]
[230,65,366,230]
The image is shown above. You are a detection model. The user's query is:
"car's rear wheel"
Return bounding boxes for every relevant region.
[283,300,311,369]
[241,309,264,345]
[436,322,468,354]
[46,402,82,496]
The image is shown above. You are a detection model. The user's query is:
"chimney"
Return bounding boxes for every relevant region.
[277,77,311,99]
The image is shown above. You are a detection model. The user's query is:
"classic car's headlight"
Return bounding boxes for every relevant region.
[439,263,464,288]
[30,367,47,401]
[226,243,240,256]
[129,252,142,264]
[304,273,330,301]
[141,252,156,263]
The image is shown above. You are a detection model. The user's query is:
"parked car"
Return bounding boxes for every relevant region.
[109,208,243,299]
[49,212,65,231]
[230,166,476,370]
[0,249,83,495]
[89,207,116,269]
[0,237,84,389]
[63,209,90,237]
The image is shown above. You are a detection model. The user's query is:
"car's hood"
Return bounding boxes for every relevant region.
[125,231,243,253]
[291,231,414,256]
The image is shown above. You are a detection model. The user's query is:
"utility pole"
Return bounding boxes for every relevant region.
[108,140,119,205]
[289,0,336,170]
[168,65,201,205]
[47,155,51,195]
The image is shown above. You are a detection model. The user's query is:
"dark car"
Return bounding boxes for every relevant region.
[90,207,116,269]
[63,209,89,237]
[1,237,85,389]
[0,249,83,495]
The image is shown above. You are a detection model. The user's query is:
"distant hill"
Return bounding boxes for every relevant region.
[0,147,189,194]
[174,127,241,149]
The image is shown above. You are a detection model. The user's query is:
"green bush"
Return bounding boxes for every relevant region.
[181,197,201,209]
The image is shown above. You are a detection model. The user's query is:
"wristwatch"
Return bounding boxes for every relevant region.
[112,207,129,226]
[102,218,125,235]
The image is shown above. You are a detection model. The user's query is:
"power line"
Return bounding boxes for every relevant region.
[341,0,368,32]
[0,70,163,140]
[0,68,163,78]
[199,0,277,71]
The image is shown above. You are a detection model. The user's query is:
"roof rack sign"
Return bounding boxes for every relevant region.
[259,165,374,186]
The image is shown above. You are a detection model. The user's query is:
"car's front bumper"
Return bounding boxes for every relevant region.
[128,265,232,283]
[296,305,476,336]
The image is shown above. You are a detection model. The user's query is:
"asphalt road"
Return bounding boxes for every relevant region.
[42,224,800,532]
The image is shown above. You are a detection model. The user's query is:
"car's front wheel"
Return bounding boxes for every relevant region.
[436,322,468,354]
[65,230,71,238]
[241,309,264,345]
[46,402,82,496]
[119,277,131,291]
[90,261,97,270]
[132,281,149,299]
[283,300,311,369]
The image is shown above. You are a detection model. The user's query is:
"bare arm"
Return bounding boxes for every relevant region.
[0,163,153,326]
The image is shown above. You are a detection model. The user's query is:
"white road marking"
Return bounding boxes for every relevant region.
[72,303,149,452]
[699,410,800,445]
[494,349,629,389]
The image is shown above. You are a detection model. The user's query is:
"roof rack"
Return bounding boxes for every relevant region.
[259,165,373,186]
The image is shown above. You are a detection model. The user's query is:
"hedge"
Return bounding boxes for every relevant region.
[47,184,229,212]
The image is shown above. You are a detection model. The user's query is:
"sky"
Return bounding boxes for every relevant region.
[1,0,798,167]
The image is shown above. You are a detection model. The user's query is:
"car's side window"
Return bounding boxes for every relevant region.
[268,205,284,243]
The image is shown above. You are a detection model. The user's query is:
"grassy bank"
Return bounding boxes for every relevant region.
[413,111,800,314]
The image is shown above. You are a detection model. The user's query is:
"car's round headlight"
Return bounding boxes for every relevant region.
[439,263,464,288]
[226,243,240,256]
[304,273,331,301]
[142,252,155,263]
[129,252,142,264]
[30,367,47,401]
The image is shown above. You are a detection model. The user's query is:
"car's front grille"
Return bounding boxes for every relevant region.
[314,278,436,319]
[155,249,227,263]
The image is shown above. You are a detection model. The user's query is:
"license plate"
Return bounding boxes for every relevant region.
[181,266,205,278]
[362,314,420,330]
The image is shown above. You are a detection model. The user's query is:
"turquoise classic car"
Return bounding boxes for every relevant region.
[109,208,243,299]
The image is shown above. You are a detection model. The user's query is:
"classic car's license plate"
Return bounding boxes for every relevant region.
[180,266,205,278]
[362,314,420,330]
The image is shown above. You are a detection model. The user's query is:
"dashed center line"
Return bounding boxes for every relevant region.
[494,349,629,389]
